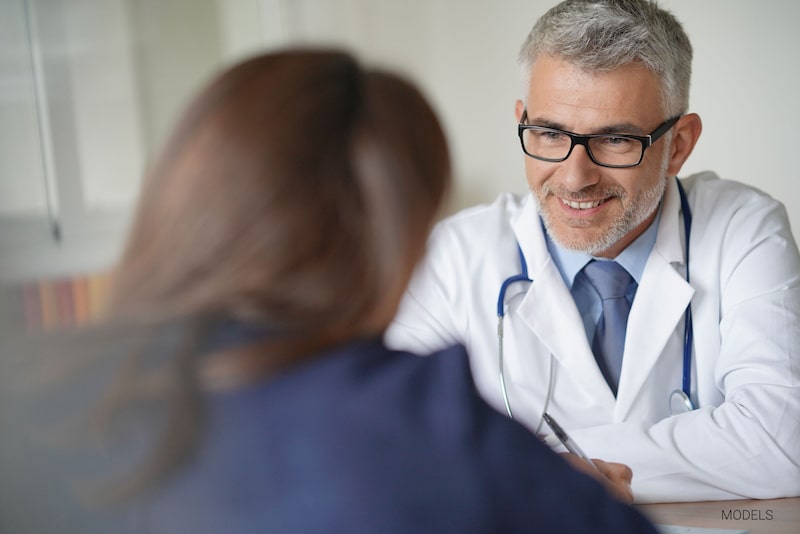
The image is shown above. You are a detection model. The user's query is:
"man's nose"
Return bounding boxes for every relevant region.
[560,144,602,191]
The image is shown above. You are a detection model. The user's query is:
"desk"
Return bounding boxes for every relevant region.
[638,497,799,534]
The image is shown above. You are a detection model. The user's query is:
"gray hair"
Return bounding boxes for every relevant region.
[519,0,692,116]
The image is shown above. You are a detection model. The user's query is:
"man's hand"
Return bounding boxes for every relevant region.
[561,453,634,504]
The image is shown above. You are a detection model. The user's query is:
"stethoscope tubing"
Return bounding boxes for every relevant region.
[496,245,531,316]
[678,180,693,398]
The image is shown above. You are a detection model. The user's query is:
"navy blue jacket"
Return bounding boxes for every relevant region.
[1,335,656,533]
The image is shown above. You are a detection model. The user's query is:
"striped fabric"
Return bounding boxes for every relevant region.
[2,272,111,333]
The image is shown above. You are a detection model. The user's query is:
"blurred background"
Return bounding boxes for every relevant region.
[1,0,799,332]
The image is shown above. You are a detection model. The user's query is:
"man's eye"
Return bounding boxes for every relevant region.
[598,136,635,151]
[536,130,567,142]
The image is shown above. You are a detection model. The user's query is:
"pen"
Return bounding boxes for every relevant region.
[542,412,599,470]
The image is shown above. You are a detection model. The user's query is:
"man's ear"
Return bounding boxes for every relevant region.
[515,99,525,123]
[666,113,702,176]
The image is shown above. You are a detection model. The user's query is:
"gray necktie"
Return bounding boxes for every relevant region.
[582,260,636,396]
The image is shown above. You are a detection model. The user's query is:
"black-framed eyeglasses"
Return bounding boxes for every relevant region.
[517,110,681,169]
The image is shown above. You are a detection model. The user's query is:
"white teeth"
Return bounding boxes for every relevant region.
[561,198,604,210]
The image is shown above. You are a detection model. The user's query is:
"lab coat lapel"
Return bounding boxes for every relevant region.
[615,178,695,420]
[509,196,617,412]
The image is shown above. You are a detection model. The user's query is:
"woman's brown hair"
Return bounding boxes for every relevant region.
[77,49,451,498]
[110,49,449,336]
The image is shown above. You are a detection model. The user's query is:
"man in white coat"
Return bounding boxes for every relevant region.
[386,0,800,503]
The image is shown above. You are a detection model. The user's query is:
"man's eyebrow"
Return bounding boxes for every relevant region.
[524,116,567,130]
[525,115,648,136]
[594,123,649,136]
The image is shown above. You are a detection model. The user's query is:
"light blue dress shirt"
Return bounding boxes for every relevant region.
[544,203,663,345]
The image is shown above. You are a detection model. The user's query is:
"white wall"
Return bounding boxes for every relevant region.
[0,0,48,216]
[64,0,145,210]
[665,0,800,229]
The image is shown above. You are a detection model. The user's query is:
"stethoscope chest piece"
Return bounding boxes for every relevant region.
[669,388,695,415]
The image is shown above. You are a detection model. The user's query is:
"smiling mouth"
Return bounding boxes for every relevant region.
[560,197,607,210]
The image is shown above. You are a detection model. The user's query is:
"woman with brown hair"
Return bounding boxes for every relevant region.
[0,49,655,533]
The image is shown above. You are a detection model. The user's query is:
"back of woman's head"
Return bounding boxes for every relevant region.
[109,50,450,343]
[4,51,449,505]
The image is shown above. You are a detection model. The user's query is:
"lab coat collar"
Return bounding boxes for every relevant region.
[654,177,689,267]
[615,177,694,419]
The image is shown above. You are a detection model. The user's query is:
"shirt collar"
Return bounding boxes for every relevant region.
[545,201,663,288]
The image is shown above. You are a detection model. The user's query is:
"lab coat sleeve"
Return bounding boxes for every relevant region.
[386,222,470,354]
[572,187,800,503]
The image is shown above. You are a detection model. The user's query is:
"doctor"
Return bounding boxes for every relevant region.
[387,0,800,503]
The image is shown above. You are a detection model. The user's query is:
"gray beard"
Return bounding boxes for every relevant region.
[535,158,670,256]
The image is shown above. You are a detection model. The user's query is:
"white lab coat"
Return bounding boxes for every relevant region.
[386,172,800,503]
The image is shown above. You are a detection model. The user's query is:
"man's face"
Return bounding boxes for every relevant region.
[517,55,673,258]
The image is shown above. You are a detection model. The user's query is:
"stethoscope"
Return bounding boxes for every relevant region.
[496,178,696,424]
